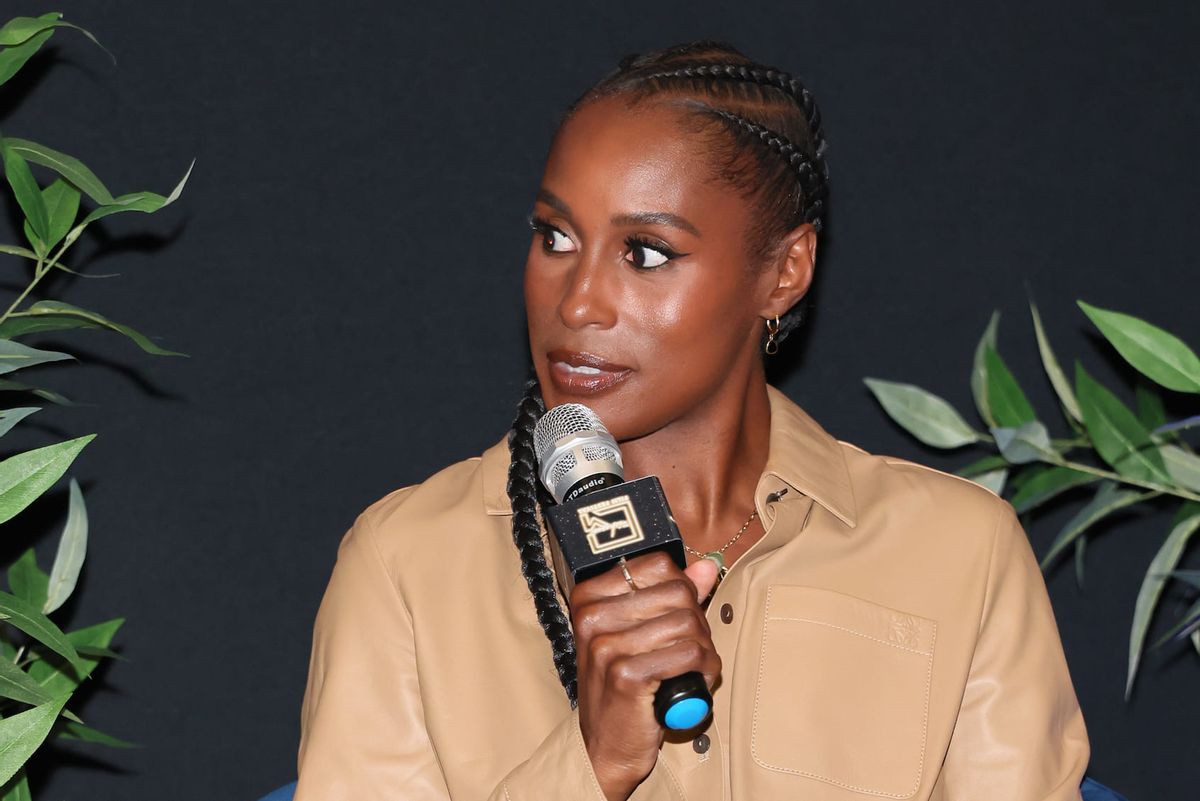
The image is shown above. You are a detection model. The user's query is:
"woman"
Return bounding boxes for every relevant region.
[295,41,1090,800]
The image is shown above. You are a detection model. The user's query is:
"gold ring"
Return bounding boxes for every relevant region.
[618,556,639,592]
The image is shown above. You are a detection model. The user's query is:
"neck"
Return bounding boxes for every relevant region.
[619,369,772,548]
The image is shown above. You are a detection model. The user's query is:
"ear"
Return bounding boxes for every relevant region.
[758,223,817,319]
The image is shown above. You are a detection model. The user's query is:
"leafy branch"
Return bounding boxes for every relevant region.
[0,11,189,798]
[865,298,1200,701]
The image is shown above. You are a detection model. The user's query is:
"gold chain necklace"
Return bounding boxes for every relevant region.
[683,507,759,579]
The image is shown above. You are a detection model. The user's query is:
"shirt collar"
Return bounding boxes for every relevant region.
[480,384,858,531]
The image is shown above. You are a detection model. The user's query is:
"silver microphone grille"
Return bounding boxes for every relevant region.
[533,403,624,503]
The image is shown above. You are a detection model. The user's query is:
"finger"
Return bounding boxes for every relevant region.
[606,638,723,697]
[571,551,690,605]
[683,558,719,603]
[573,578,710,638]
[584,608,713,670]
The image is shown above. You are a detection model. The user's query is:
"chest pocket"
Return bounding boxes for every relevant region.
[751,584,937,799]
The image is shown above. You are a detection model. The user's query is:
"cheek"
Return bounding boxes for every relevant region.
[523,255,558,331]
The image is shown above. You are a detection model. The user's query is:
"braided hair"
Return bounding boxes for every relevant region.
[508,41,830,705]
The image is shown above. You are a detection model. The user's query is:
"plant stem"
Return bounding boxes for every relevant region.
[0,238,75,326]
[1042,453,1200,503]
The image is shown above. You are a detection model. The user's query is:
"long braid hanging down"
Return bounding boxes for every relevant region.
[506,372,578,705]
[509,42,830,705]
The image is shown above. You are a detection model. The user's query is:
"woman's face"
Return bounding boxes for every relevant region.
[525,96,779,442]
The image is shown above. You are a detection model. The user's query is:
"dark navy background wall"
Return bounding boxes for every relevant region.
[0,1,1195,798]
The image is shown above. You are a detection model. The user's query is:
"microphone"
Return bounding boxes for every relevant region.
[533,403,713,732]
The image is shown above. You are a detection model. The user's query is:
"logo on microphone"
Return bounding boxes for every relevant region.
[577,495,645,554]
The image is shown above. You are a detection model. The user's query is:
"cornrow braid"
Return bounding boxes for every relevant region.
[506,372,578,705]
[707,108,828,231]
[640,62,829,191]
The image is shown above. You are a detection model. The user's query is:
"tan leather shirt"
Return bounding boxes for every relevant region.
[296,385,1090,800]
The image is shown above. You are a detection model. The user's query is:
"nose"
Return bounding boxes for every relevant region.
[557,248,617,331]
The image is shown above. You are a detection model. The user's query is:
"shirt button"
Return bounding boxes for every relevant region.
[693,733,711,754]
[720,604,734,624]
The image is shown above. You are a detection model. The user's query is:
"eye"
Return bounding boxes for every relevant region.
[624,235,680,270]
[527,214,575,254]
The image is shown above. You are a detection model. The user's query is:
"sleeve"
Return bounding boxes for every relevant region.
[498,707,686,801]
[295,510,452,801]
[296,509,684,801]
[938,499,1091,800]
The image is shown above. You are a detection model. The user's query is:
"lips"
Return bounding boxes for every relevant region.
[546,349,632,395]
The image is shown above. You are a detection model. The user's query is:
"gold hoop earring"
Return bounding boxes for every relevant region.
[764,315,780,355]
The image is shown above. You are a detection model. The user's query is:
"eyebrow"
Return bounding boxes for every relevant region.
[536,188,701,238]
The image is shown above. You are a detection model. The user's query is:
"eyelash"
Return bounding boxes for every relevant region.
[526,214,682,269]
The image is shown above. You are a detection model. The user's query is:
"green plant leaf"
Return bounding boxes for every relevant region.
[0,14,63,47]
[0,767,30,801]
[74,644,123,661]
[1075,361,1172,484]
[5,550,46,611]
[0,592,83,671]
[0,690,70,785]
[1029,299,1083,424]
[0,654,56,707]
[0,381,71,407]
[970,311,1000,428]
[29,618,122,694]
[955,454,1009,478]
[1155,415,1200,436]
[0,409,38,439]
[23,179,80,253]
[971,467,1007,496]
[1127,502,1200,699]
[1160,444,1200,493]
[0,26,54,89]
[0,656,80,724]
[991,420,1053,464]
[1079,300,1200,394]
[0,246,36,261]
[0,316,91,340]
[984,345,1037,427]
[1009,464,1097,513]
[0,139,114,206]
[0,434,94,526]
[0,340,73,376]
[55,720,138,749]
[43,478,86,615]
[1135,383,1167,432]
[0,15,104,58]
[1040,481,1149,569]
[1148,593,1200,648]
[66,159,194,244]
[863,378,980,448]
[2,301,187,357]
[0,141,48,247]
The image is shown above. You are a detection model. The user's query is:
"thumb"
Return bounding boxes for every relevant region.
[683,557,720,604]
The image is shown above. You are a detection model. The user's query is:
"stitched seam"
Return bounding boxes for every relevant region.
[502,782,512,801]
[751,587,936,798]
[880,456,1004,500]
[749,586,772,774]
[769,617,932,656]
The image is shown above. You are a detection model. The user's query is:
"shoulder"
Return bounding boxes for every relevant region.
[347,438,507,563]
[837,437,1013,542]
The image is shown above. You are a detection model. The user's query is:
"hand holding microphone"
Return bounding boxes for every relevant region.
[533,404,722,799]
